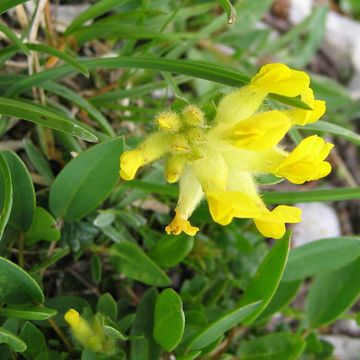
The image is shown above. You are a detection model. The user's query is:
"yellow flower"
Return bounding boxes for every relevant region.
[285,88,326,126]
[119,63,332,238]
[64,309,113,353]
[275,135,334,184]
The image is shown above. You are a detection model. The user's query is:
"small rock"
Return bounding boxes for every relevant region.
[292,202,341,247]
[322,335,360,360]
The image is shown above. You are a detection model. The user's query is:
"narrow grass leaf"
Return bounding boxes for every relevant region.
[0,23,29,55]
[239,232,291,324]
[188,301,262,350]
[0,97,98,142]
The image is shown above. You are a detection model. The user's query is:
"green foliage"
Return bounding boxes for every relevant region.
[0,0,358,359]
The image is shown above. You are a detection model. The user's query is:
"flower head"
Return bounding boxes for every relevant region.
[119,63,333,239]
[64,308,114,353]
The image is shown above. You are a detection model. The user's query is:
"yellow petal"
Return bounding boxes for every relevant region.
[275,135,334,184]
[207,190,263,225]
[165,210,199,236]
[254,205,302,239]
[286,88,326,126]
[119,150,144,180]
[119,133,170,180]
[165,155,186,183]
[250,63,310,97]
[231,110,290,150]
[215,85,267,125]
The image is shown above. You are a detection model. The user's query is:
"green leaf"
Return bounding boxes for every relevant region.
[239,232,291,324]
[110,242,171,287]
[154,289,185,352]
[301,120,360,146]
[149,234,194,268]
[0,97,98,142]
[0,151,35,232]
[91,254,102,285]
[0,23,29,55]
[25,207,60,245]
[0,327,27,352]
[263,187,360,204]
[49,137,123,220]
[96,293,117,321]
[0,153,12,241]
[65,0,131,34]
[237,332,305,360]
[0,0,29,15]
[130,288,160,360]
[25,43,88,76]
[0,304,57,320]
[306,256,360,326]
[24,140,54,185]
[103,325,127,341]
[283,237,360,282]
[19,322,46,360]
[217,0,237,24]
[257,280,303,322]
[188,301,261,351]
[5,57,311,110]
[0,257,44,304]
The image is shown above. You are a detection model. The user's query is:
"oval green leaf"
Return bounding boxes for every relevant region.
[149,234,194,268]
[154,289,185,352]
[306,256,360,327]
[0,327,27,352]
[237,332,305,360]
[0,304,57,320]
[110,242,171,287]
[0,257,44,304]
[25,207,60,245]
[0,153,12,241]
[0,151,35,232]
[0,97,98,143]
[49,137,123,220]
[239,232,291,324]
[283,237,360,282]
[188,302,262,351]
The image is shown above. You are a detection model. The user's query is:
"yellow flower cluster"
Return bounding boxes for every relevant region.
[119,63,333,239]
[64,309,113,353]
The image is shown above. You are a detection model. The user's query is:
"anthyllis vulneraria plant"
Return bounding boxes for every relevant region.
[64,309,114,353]
[119,64,334,239]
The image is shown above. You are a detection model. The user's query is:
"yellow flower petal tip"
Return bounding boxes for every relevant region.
[119,150,143,180]
[230,110,291,150]
[156,111,180,131]
[254,205,302,239]
[165,211,199,236]
[64,308,80,327]
[288,88,326,126]
[276,135,334,184]
[250,63,310,97]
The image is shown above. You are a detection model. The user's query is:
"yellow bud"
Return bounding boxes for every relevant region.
[64,309,80,327]
[165,155,186,183]
[155,111,181,132]
[182,105,205,127]
[119,150,143,181]
[170,135,191,153]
